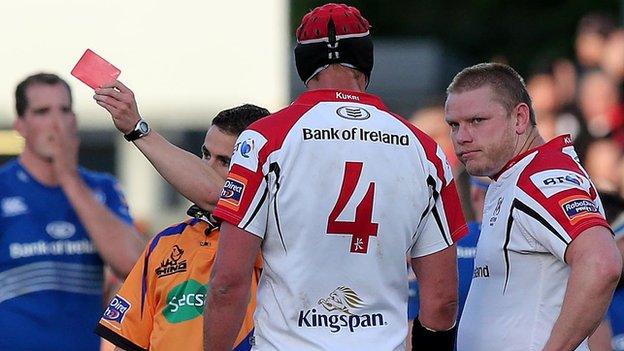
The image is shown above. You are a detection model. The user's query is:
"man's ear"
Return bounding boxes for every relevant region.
[13,117,26,138]
[514,103,532,135]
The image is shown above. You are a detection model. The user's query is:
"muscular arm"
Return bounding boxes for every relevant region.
[411,244,459,330]
[542,226,622,351]
[203,222,261,351]
[93,81,224,209]
[131,132,224,210]
[60,174,143,278]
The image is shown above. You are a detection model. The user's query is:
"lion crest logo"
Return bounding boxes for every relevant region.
[318,286,365,315]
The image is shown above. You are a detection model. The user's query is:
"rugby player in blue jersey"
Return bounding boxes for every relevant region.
[0,73,143,351]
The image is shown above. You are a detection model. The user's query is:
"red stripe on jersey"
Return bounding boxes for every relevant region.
[390,113,448,188]
[214,103,315,226]
[516,139,608,241]
[390,112,467,241]
[441,179,469,241]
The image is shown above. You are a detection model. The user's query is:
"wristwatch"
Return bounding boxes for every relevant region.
[124,119,150,141]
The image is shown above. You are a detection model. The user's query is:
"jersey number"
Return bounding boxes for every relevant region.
[327,162,378,254]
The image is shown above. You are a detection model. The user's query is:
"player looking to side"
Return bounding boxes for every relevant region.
[203,3,467,351]
[445,62,622,351]
[0,73,142,351]
[94,104,270,351]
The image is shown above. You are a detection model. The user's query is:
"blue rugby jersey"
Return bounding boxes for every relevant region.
[408,220,481,321]
[0,159,133,351]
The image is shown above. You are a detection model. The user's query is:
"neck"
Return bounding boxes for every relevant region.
[306,66,366,92]
[18,148,59,186]
[513,125,545,158]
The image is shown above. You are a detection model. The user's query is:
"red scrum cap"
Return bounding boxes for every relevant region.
[294,3,374,85]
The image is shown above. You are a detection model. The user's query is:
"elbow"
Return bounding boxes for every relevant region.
[419,295,458,331]
[208,269,250,301]
[591,249,623,289]
[603,255,623,288]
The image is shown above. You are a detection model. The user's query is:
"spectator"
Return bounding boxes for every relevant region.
[0,73,142,351]
[575,13,617,74]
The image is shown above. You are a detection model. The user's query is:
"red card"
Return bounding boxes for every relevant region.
[71,49,121,89]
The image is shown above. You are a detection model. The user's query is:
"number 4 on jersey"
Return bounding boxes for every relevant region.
[327,162,378,254]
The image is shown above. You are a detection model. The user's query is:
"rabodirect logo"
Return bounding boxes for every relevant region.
[163,279,207,323]
[298,286,386,333]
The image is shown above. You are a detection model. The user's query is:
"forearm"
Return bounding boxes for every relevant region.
[133,132,224,209]
[543,263,618,350]
[203,277,251,351]
[412,246,459,331]
[60,175,143,277]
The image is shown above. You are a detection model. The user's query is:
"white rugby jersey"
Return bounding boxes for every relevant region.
[213,89,467,350]
[457,135,612,351]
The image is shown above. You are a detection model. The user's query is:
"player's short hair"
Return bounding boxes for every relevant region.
[211,104,270,136]
[446,62,536,125]
[15,73,72,118]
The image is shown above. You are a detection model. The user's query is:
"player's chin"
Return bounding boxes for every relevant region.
[464,162,490,177]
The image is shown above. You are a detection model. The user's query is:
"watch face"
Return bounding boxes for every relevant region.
[138,121,149,134]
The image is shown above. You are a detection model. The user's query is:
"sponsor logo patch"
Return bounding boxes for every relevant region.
[102,295,131,327]
[239,139,254,158]
[163,279,207,323]
[1,197,28,217]
[298,286,386,333]
[219,174,247,211]
[336,106,370,120]
[232,130,266,172]
[559,196,602,224]
[530,170,591,197]
[155,245,187,278]
[45,221,76,239]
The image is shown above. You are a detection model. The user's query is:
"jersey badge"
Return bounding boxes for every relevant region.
[232,130,267,172]
[336,106,370,120]
[45,221,76,239]
[559,196,602,224]
[155,245,188,278]
[219,174,247,211]
[489,197,504,226]
[1,196,28,217]
[530,170,591,197]
[102,295,131,328]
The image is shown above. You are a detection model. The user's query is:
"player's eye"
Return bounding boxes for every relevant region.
[201,146,211,160]
[33,107,49,115]
[219,157,231,167]
[472,118,484,124]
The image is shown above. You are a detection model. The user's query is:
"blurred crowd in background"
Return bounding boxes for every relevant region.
[412,12,624,214]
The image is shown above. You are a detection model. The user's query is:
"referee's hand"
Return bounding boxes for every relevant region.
[94,80,141,135]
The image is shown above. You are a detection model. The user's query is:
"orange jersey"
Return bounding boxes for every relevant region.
[96,217,260,351]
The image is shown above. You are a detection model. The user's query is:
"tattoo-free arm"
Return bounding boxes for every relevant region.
[411,244,459,330]
[542,226,621,351]
[203,222,261,351]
